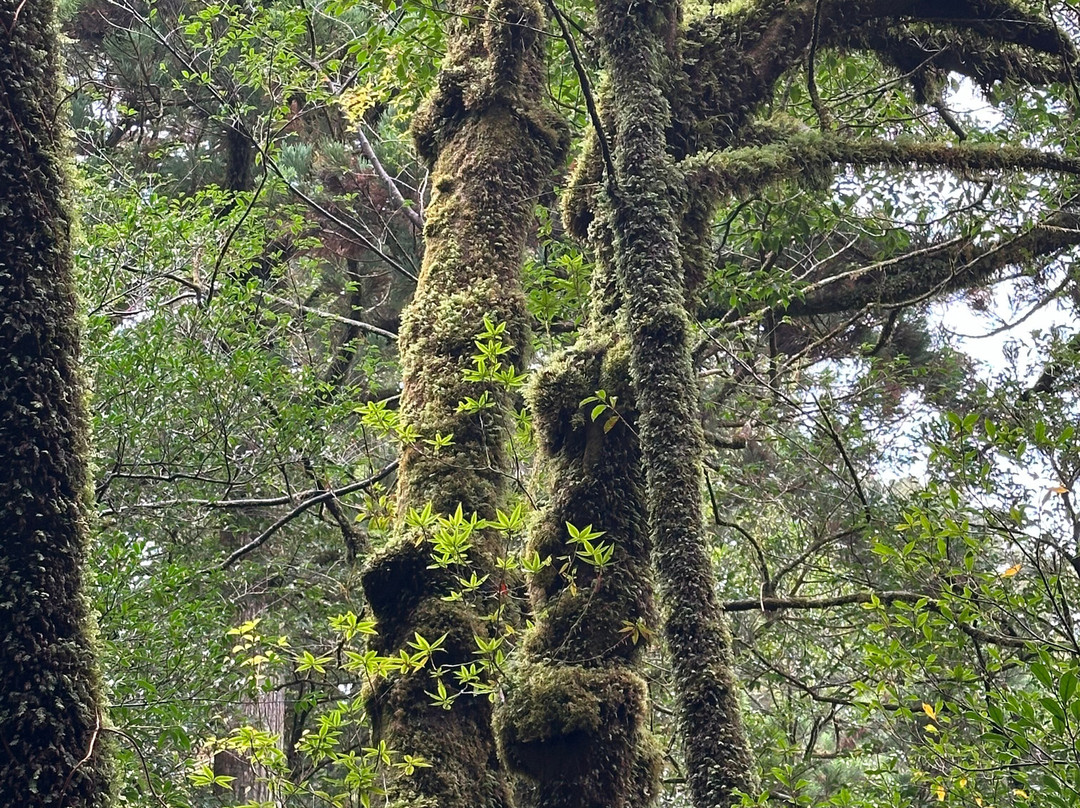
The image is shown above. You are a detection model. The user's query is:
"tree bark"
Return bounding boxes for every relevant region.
[0,0,113,804]
[359,0,566,804]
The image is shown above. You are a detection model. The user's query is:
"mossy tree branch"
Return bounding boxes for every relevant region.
[685,133,1080,199]
[843,22,1072,98]
[701,209,1080,323]
[497,140,663,803]
[786,210,1080,317]
[672,0,1070,155]
[495,333,662,808]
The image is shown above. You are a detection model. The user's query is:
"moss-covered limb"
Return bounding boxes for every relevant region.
[670,0,1070,157]
[843,22,1071,98]
[664,0,1070,299]
[683,133,1080,200]
[784,209,1080,317]
[563,128,608,244]
[499,98,662,802]
[594,0,756,805]
[359,0,567,805]
[0,0,112,804]
[519,339,655,665]
[680,127,1080,306]
[698,209,1080,323]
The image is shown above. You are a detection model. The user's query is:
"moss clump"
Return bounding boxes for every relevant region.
[496,661,661,805]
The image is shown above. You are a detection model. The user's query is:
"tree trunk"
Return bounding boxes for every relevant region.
[0,0,113,804]
[496,297,662,807]
[359,0,566,805]
[594,0,756,805]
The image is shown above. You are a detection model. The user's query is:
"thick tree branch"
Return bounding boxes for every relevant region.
[846,22,1070,93]
[671,0,1070,155]
[685,134,1080,199]
[784,209,1080,317]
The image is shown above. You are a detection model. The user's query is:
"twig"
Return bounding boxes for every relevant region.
[219,460,399,568]
[59,711,102,798]
[264,153,419,284]
[723,589,1040,650]
[260,291,398,340]
[103,727,170,808]
[813,393,872,524]
[207,148,269,303]
[356,123,424,230]
[543,0,616,186]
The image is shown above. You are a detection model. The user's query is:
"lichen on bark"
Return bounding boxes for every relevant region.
[0,0,113,803]
[359,0,566,804]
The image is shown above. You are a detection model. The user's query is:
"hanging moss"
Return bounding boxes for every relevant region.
[360,0,567,805]
[0,0,113,804]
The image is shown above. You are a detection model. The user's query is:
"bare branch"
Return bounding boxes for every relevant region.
[218,460,399,569]
[723,589,1039,649]
[355,123,424,231]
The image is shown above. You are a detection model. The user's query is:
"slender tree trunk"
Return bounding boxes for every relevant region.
[593,0,756,805]
[0,0,113,804]
[360,0,566,804]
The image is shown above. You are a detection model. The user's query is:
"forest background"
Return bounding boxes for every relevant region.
[6,0,1080,806]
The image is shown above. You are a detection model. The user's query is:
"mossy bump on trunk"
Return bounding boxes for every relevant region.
[360,0,566,805]
[0,0,113,804]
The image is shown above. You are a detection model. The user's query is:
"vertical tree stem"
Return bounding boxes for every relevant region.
[594,0,756,804]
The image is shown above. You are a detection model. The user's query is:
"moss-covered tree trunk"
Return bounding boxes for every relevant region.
[593,0,756,805]
[496,223,661,806]
[359,0,566,805]
[0,0,113,805]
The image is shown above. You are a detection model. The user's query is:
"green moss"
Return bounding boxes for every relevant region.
[360,0,567,805]
[496,662,657,805]
[591,0,758,804]
[496,319,661,806]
